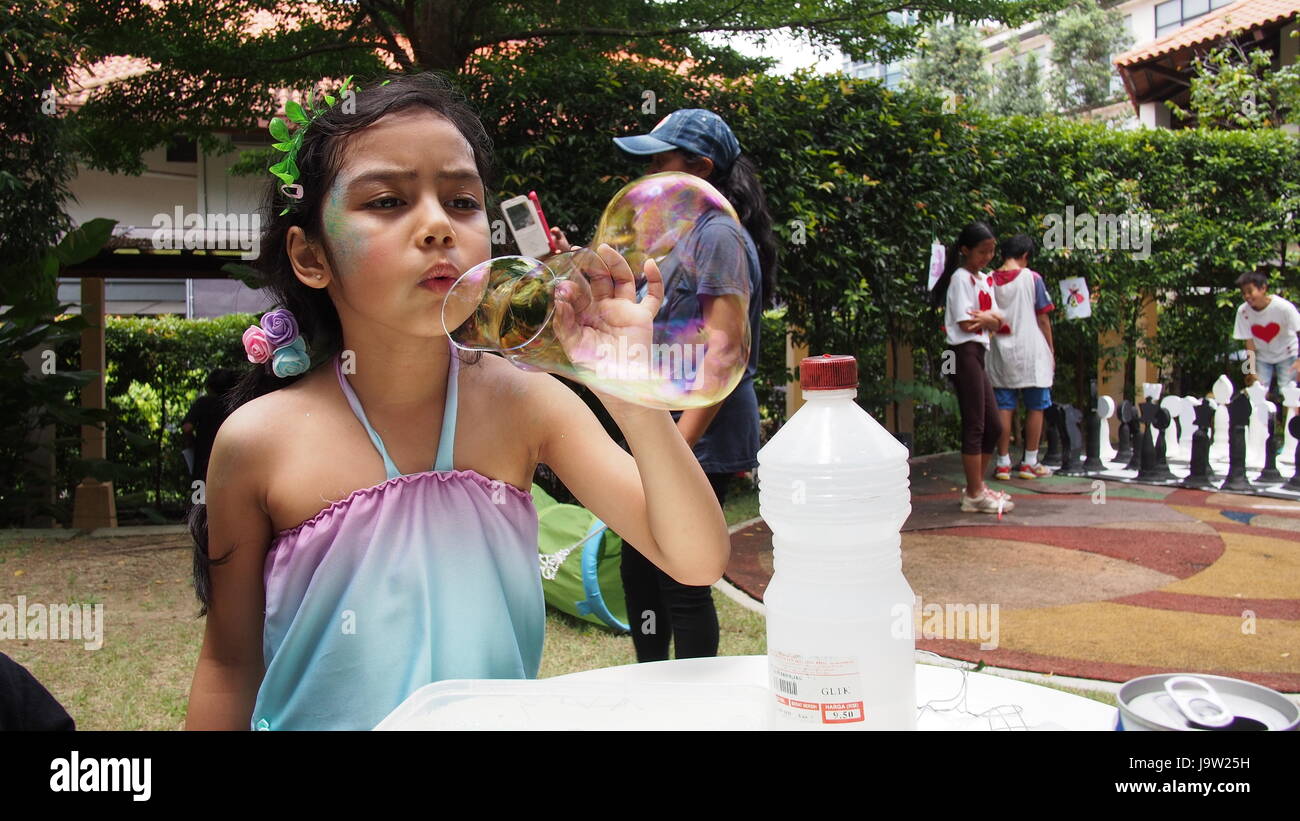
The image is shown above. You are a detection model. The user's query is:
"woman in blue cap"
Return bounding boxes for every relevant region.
[556,109,778,661]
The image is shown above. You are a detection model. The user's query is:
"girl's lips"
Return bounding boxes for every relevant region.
[418,277,454,292]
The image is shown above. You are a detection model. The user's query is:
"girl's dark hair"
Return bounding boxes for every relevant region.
[677,150,779,309]
[998,233,1035,267]
[931,221,996,310]
[191,71,494,616]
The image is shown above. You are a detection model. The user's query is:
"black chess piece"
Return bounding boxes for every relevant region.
[1083,402,1106,473]
[1043,405,1062,468]
[1257,405,1283,484]
[1116,400,1135,465]
[1137,400,1174,482]
[1287,415,1300,490]
[1221,392,1254,493]
[1058,404,1086,476]
[1183,401,1217,490]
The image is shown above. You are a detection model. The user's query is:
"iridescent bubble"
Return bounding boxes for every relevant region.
[442,172,752,410]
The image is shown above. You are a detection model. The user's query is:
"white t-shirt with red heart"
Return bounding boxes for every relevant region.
[1233,294,1300,363]
[944,267,998,347]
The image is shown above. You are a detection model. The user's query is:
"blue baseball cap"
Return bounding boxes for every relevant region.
[613,109,741,174]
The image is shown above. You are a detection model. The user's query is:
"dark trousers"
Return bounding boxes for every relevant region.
[948,342,1002,455]
[620,472,733,662]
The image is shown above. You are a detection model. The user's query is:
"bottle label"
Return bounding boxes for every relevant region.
[770,650,865,725]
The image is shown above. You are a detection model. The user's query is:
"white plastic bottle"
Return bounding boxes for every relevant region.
[758,354,916,730]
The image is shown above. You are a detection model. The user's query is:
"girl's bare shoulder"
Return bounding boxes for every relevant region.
[212,367,340,460]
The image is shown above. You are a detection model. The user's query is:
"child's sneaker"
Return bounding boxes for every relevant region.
[1018,462,1052,479]
[994,464,1012,481]
[961,487,1015,514]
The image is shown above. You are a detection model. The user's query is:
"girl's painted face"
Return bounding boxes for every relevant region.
[962,238,996,273]
[314,108,490,339]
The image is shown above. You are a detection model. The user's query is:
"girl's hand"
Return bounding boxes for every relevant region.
[550,243,663,391]
[550,226,573,253]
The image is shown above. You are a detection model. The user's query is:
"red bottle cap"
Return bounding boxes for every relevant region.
[800,354,857,391]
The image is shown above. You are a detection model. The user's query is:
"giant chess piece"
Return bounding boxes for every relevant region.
[1120,401,1141,470]
[1209,376,1234,464]
[1043,404,1063,468]
[1137,398,1174,482]
[1257,404,1283,484]
[1244,382,1270,470]
[1097,395,1118,462]
[1083,395,1111,473]
[1287,414,1300,490]
[1221,392,1255,493]
[1161,395,1192,463]
[1058,404,1086,476]
[1282,385,1300,467]
[1183,399,1217,490]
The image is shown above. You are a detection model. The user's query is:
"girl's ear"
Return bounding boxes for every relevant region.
[286,226,333,290]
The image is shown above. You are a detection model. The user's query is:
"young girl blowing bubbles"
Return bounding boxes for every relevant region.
[184,73,731,730]
[931,222,1014,515]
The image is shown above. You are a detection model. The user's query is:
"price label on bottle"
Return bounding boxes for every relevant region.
[770,651,865,725]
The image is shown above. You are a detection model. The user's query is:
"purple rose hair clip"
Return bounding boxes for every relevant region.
[243,308,311,378]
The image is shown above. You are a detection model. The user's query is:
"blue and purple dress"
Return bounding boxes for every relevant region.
[252,341,544,730]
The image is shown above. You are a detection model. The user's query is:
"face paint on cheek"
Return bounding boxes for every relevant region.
[322,186,365,276]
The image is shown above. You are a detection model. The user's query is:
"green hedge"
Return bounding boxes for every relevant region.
[53,314,255,522]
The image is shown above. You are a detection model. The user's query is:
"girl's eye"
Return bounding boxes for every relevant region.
[449,196,481,211]
[366,197,403,209]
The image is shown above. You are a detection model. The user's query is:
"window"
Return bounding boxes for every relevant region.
[1155,0,1236,38]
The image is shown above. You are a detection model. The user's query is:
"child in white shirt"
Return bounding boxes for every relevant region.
[933,222,1012,515]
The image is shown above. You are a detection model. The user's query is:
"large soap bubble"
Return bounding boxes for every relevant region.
[441,172,752,410]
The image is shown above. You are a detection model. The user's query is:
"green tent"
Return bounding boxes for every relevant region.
[532,484,629,632]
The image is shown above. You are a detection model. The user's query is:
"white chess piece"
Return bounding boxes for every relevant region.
[1143,382,1163,402]
[1280,385,1300,466]
[1210,397,1230,465]
[1097,395,1117,463]
[1212,374,1234,404]
[1244,382,1268,470]
[1162,395,1193,462]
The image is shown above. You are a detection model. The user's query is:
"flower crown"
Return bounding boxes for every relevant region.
[268,75,392,215]
[244,309,311,378]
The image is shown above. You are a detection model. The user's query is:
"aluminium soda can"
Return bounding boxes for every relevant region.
[1116,673,1298,731]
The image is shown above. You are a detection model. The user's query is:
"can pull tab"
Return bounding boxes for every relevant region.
[1163,676,1233,729]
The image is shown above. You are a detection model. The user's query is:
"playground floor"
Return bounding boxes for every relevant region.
[725,451,1300,693]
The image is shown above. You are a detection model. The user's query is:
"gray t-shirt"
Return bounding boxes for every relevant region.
[638,210,762,473]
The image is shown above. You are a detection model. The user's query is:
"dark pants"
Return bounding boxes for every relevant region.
[620,472,733,662]
[949,342,1002,455]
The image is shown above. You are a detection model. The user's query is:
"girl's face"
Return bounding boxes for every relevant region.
[962,238,996,273]
[646,149,712,180]
[294,108,490,340]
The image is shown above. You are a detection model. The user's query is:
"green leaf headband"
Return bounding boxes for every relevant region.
[268,76,393,215]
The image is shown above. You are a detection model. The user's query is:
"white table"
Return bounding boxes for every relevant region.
[377,654,1119,730]
[555,655,1116,730]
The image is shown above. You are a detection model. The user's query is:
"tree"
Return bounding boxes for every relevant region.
[905,22,992,107]
[990,46,1049,116]
[1167,30,1300,129]
[1042,0,1132,111]
[64,0,1067,177]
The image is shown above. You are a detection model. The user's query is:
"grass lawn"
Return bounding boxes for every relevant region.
[0,478,1113,730]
